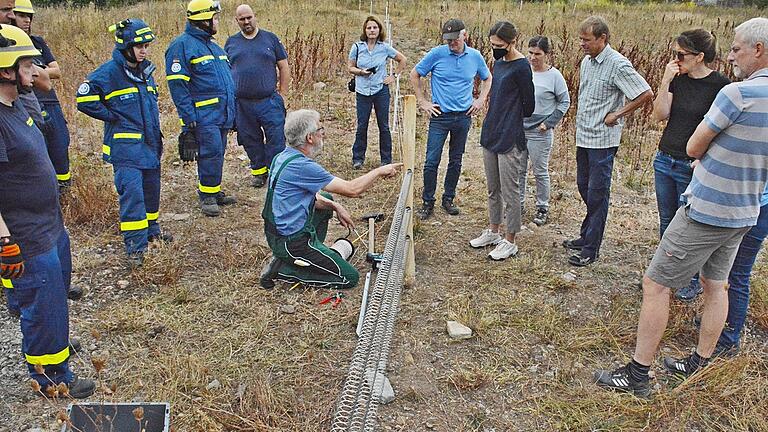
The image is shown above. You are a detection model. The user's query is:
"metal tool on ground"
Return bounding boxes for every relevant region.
[320,292,345,308]
[355,272,372,337]
[361,212,385,268]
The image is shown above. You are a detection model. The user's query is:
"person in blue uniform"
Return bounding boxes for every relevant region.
[0,23,94,398]
[76,19,171,266]
[12,0,72,188]
[166,0,237,216]
[225,4,290,188]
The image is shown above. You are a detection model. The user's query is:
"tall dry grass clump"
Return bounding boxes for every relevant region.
[59,156,118,233]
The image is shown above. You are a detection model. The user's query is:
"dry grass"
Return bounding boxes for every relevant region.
[7,1,765,431]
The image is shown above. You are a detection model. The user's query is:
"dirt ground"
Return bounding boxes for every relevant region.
[2,5,767,432]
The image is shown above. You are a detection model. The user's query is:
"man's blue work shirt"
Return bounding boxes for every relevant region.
[225,29,288,100]
[348,40,397,96]
[270,147,335,236]
[0,101,63,258]
[414,43,490,112]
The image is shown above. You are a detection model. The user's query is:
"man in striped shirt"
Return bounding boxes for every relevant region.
[595,17,768,397]
[564,16,653,267]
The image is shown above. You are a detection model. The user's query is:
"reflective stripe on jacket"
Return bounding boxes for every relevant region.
[164,23,235,130]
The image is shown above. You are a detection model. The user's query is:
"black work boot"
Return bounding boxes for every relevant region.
[417,201,434,220]
[66,376,96,399]
[149,231,174,243]
[216,192,237,206]
[200,197,220,217]
[251,174,267,188]
[259,256,282,289]
[441,198,460,216]
[67,285,84,301]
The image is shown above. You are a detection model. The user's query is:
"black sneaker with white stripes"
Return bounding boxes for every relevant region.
[594,364,651,398]
[663,355,706,378]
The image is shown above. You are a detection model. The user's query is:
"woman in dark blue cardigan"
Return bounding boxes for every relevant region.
[469,21,535,261]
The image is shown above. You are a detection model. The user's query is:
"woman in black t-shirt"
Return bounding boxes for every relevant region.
[651,29,730,301]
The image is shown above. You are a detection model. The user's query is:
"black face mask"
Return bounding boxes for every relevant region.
[492,46,509,61]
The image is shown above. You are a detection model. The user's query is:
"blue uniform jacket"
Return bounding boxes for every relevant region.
[165,23,235,130]
[76,49,162,169]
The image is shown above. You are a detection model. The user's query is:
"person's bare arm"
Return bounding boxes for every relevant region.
[0,212,10,238]
[45,60,62,80]
[323,163,402,198]
[33,65,52,92]
[604,89,654,126]
[468,75,492,116]
[651,61,678,122]
[276,59,290,95]
[315,194,354,228]
[410,68,440,117]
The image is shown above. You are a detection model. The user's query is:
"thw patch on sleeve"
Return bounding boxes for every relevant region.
[170,61,182,73]
[77,82,90,95]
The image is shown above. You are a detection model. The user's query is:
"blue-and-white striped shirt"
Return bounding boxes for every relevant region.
[575,45,651,149]
[348,41,397,96]
[683,68,768,228]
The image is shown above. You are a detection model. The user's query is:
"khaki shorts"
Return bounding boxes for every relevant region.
[645,206,750,288]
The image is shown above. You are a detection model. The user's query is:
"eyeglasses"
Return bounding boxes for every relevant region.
[314,126,325,134]
[676,50,698,61]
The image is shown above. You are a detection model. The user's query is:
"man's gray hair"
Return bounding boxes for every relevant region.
[284,109,321,149]
[735,17,768,48]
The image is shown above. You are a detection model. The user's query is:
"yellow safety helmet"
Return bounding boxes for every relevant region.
[0,24,40,69]
[186,0,220,21]
[13,0,35,15]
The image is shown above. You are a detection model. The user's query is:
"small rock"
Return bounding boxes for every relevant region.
[172,161,180,166]
[312,82,326,91]
[117,280,129,289]
[544,371,555,379]
[206,379,221,390]
[528,365,539,373]
[279,304,296,314]
[425,418,437,429]
[380,376,395,404]
[172,213,191,221]
[26,428,43,432]
[446,320,472,339]
[237,153,248,161]
[561,272,577,282]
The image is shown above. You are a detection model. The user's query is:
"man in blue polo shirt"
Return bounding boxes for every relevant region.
[225,4,289,188]
[409,18,491,219]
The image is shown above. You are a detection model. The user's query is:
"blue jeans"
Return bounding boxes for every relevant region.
[653,151,694,237]
[718,203,768,349]
[353,86,392,165]
[575,146,617,259]
[422,112,471,203]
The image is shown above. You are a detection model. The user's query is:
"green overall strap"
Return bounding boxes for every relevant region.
[263,153,303,228]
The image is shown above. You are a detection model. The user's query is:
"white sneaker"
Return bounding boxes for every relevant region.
[489,239,519,261]
[469,229,502,248]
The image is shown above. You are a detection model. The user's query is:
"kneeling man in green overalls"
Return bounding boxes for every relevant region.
[260,109,401,289]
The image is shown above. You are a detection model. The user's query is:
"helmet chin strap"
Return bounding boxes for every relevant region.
[0,65,33,94]
[121,48,138,64]
[192,19,215,35]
